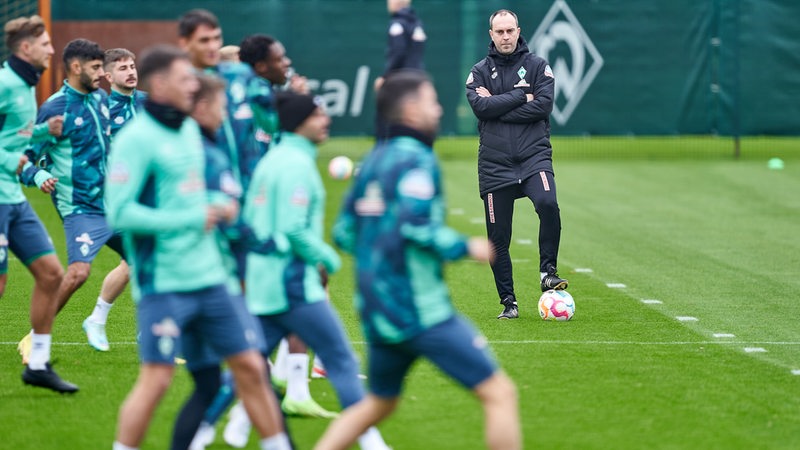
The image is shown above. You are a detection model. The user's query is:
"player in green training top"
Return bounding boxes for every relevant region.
[317,71,520,450]
[0,15,77,393]
[106,44,289,450]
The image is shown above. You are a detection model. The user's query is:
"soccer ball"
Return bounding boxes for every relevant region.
[538,290,575,321]
[328,156,354,180]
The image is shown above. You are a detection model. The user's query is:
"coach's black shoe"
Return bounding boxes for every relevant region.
[497,295,519,319]
[541,265,568,292]
[22,363,79,394]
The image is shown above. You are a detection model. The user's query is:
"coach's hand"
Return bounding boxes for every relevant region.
[476,86,492,98]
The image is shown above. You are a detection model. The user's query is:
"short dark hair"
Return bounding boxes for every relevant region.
[137,44,189,89]
[377,69,430,124]
[489,9,519,29]
[178,9,220,38]
[193,73,226,105]
[62,38,104,68]
[104,48,135,70]
[4,15,46,53]
[238,34,277,66]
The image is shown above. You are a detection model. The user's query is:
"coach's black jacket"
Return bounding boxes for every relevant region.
[466,37,555,196]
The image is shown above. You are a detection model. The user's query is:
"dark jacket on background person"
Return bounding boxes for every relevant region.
[383,7,426,75]
[466,37,555,196]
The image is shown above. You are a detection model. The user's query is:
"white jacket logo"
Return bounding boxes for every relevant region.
[530,0,604,125]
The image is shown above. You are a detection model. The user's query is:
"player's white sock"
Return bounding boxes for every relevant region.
[358,427,390,450]
[89,297,114,325]
[259,432,291,450]
[112,441,138,450]
[540,272,547,281]
[28,333,51,370]
[285,353,311,402]
[272,339,290,381]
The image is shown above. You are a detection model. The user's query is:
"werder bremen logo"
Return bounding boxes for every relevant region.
[530,0,604,125]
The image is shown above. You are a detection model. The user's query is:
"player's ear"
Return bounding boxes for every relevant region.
[69,59,81,75]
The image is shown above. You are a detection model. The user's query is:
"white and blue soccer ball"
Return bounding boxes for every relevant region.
[538,290,575,321]
[328,155,354,180]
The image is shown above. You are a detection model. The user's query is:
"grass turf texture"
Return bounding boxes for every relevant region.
[1,136,798,449]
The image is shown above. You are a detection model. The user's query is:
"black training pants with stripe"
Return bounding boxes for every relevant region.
[481,170,561,302]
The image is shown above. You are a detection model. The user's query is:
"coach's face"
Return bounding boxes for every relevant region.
[161,59,200,113]
[181,24,222,69]
[490,14,520,55]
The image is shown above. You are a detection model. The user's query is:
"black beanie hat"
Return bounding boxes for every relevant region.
[276,91,319,132]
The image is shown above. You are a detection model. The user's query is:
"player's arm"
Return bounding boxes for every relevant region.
[248,77,279,135]
[279,176,341,273]
[465,67,527,120]
[498,62,555,123]
[18,99,62,189]
[105,137,206,233]
[332,187,358,254]
[396,161,469,262]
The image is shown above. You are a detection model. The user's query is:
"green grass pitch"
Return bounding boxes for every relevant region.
[1,136,798,449]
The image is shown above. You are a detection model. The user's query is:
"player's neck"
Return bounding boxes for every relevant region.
[112,86,134,96]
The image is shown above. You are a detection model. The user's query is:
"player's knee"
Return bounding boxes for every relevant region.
[229,352,267,386]
[36,260,64,290]
[67,263,91,284]
[477,372,517,407]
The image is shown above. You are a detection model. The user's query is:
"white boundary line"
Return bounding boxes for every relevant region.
[3,340,800,346]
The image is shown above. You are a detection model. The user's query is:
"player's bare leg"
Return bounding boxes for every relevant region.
[54,261,91,313]
[17,254,62,365]
[225,350,289,446]
[115,364,175,447]
[27,254,63,333]
[474,372,520,450]
[314,395,398,450]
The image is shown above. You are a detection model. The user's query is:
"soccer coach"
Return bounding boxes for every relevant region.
[466,9,568,320]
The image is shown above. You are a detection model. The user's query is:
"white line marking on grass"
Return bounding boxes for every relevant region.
[487,340,800,346]
[743,347,767,353]
[713,333,735,338]
[4,340,800,347]
[574,268,593,273]
[469,217,484,224]
[510,259,531,263]
[676,316,699,322]
[449,208,464,215]
[516,239,533,245]
[791,370,800,376]
[606,283,626,288]
[641,299,662,304]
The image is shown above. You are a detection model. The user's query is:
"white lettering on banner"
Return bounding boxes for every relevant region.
[530,0,604,125]
[307,65,371,118]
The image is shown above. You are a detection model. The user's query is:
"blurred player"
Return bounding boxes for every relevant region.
[236,91,389,450]
[317,70,520,450]
[19,38,130,354]
[107,44,289,450]
[1,14,76,393]
[104,48,147,137]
